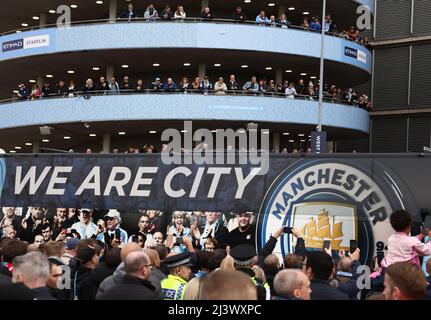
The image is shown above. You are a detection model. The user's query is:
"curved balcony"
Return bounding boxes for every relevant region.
[0,91,370,134]
[0,19,372,74]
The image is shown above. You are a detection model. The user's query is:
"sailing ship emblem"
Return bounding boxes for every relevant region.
[300,209,345,250]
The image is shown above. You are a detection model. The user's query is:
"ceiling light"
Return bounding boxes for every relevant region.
[183,63,191,67]
[303,12,310,15]
[310,76,317,79]
[15,146,22,150]
[42,139,50,143]
[25,142,32,146]
[32,16,40,20]
[64,136,71,140]
[118,132,126,135]
[298,134,305,137]
[46,74,53,78]
[49,10,56,14]
[300,73,307,76]
[121,65,129,68]
[213,63,221,67]
[244,0,251,3]
[96,1,104,4]
[153,63,160,67]
[289,140,294,143]
[283,132,290,135]
[67,70,75,74]
[285,70,292,73]
[71,4,78,9]
[29,79,36,83]
[268,3,275,6]
[92,67,100,71]
[16,30,22,33]
[21,23,29,27]
[241,65,248,68]
[300,139,306,142]
[181,130,188,133]
[288,7,295,11]
[262,131,270,134]
[265,67,273,70]
[9,150,16,153]
[89,133,97,137]
[149,131,157,134]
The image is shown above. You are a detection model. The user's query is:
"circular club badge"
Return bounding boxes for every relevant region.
[257,158,418,263]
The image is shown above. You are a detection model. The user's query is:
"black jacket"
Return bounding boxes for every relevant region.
[96,274,160,300]
[0,266,12,285]
[74,267,98,300]
[310,279,349,300]
[92,262,115,289]
[32,287,56,300]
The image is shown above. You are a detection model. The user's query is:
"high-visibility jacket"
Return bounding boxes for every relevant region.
[252,276,271,300]
[161,275,188,300]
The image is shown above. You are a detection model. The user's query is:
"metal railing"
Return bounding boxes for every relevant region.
[0,17,370,49]
[1,88,371,111]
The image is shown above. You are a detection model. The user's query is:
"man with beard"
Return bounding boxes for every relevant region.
[71,209,97,240]
[225,212,255,250]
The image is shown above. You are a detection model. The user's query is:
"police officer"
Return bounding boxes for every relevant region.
[230,244,271,300]
[161,253,193,300]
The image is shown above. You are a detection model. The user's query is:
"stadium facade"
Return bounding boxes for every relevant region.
[0,0,374,154]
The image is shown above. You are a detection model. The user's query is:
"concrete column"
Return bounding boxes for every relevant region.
[198,63,206,80]
[39,13,47,27]
[103,133,111,153]
[273,132,280,153]
[106,65,114,81]
[36,77,44,90]
[32,141,41,153]
[201,0,209,11]
[109,0,117,23]
[276,69,283,85]
[278,6,286,17]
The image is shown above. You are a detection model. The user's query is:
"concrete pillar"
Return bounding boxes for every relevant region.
[201,0,209,11]
[273,132,280,153]
[106,65,114,81]
[109,0,117,23]
[276,69,283,85]
[36,77,44,90]
[32,141,41,153]
[39,13,47,27]
[278,6,286,17]
[103,133,111,153]
[198,63,206,80]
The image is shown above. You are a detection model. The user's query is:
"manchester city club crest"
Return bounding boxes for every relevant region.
[257,158,419,263]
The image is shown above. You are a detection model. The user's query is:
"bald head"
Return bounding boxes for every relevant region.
[273,269,311,300]
[201,270,257,300]
[124,251,151,279]
[120,242,141,262]
[338,257,352,272]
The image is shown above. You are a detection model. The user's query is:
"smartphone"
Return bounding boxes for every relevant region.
[349,239,358,254]
[283,226,293,234]
[176,236,184,245]
[322,240,331,250]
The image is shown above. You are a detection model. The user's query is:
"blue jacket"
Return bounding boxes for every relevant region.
[163,82,178,92]
[256,15,269,24]
[310,21,322,30]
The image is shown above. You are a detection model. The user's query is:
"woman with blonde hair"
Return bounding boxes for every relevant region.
[219,255,235,270]
[184,276,204,300]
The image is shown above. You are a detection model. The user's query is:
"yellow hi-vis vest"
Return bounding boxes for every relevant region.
[161,274,188,300]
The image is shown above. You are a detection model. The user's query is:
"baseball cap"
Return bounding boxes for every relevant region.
[77,245,97,264]
[66,237,79,250]
[104,209,121,220]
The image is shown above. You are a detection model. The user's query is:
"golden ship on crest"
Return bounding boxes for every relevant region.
[300,209,344,250]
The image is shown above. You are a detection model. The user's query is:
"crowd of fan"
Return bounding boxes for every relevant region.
[0,207,430,300]
[14,74,372,111]
[116,3,370,48]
